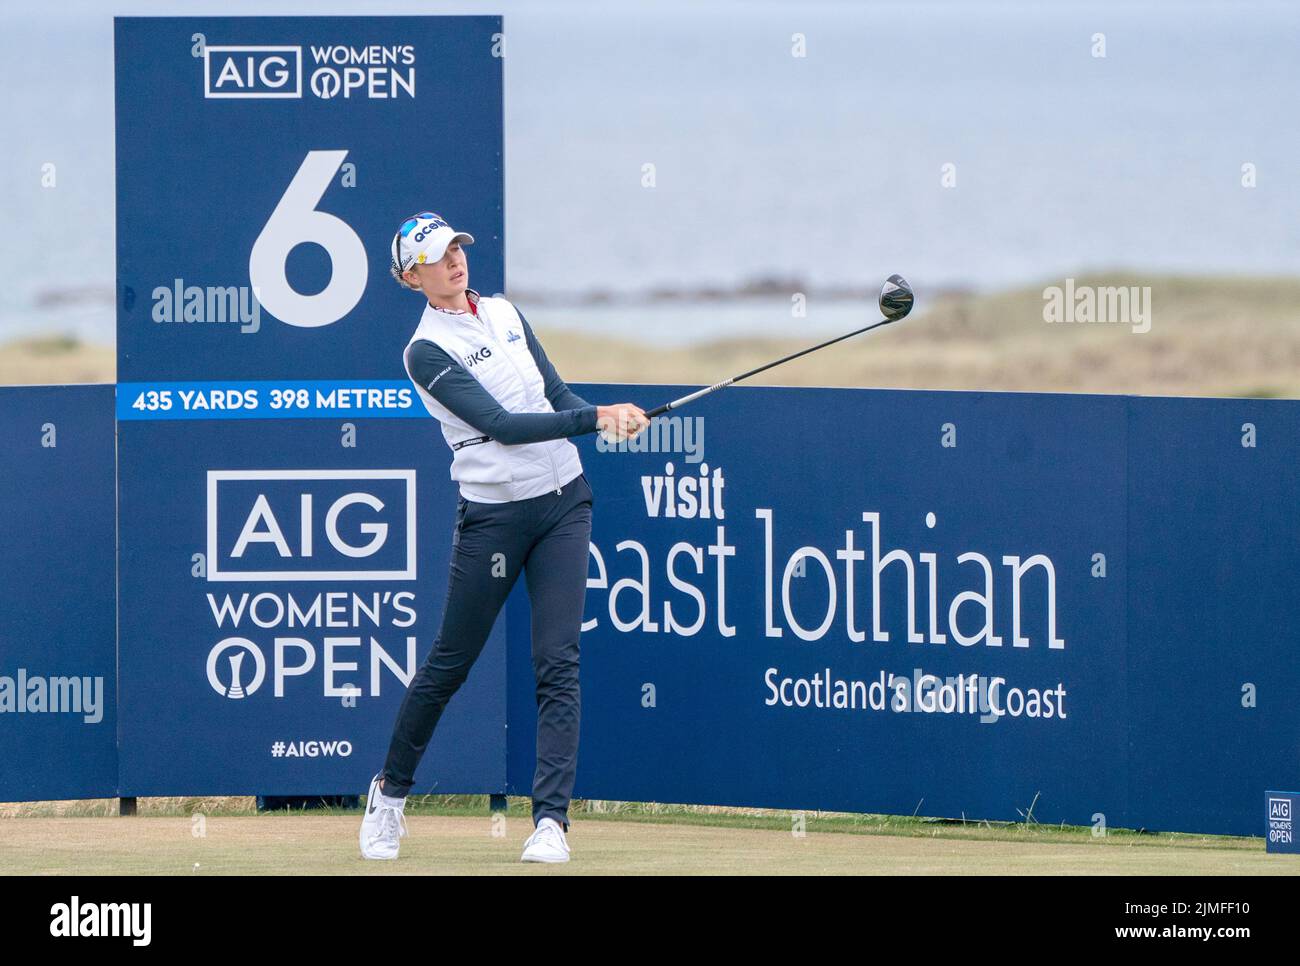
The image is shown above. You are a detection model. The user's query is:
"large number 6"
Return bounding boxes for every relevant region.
[249,150,368,328]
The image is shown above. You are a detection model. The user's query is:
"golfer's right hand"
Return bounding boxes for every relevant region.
[596,403,649,438]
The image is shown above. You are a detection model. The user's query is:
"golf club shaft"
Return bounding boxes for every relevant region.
[645,314,900,418]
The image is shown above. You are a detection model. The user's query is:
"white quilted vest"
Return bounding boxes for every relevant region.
[405,292,585,503]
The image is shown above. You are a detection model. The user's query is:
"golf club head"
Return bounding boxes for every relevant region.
[879,274,914,322]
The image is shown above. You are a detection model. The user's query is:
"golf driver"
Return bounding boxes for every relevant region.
[644,274,914,419]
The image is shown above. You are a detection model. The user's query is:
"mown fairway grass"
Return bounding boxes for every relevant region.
[1,797,1291,875]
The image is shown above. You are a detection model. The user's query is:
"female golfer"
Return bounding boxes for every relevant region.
[359,211,648,863]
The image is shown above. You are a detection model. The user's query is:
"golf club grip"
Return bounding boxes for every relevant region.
[646,378,735,418]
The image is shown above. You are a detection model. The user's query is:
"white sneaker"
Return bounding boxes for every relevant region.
[521,817,571,863]
[359,774,408,860]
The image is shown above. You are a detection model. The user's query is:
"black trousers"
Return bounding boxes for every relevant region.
[381,472,593,830]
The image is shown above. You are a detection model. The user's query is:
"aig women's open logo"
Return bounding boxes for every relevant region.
[206,470,417,580]
[200,40,417,99]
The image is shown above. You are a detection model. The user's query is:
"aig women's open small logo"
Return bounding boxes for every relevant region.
[199,39,417,100]
[1266,793,1295,853]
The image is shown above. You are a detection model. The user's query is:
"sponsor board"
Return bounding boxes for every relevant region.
[0,387,118,801]
[1265,792,1297,853]
[115,16,503,380]
[114,16,506,795]
[116,419,507,795]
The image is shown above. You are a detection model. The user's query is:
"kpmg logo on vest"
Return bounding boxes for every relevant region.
[199,38,417,99]
[206,469,417,581]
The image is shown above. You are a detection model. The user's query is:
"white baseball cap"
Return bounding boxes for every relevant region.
[390,211,475,281]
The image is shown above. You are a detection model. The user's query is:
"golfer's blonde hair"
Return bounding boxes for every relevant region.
[394,265,422,292]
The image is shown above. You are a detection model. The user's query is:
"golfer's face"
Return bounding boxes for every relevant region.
[428,241,467,292]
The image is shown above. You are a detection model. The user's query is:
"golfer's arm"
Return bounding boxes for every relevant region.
[518,313,592,412]
[406,340,598,445]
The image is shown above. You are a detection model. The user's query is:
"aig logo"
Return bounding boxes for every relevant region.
[207,470,416,581]
[204,45,304,99]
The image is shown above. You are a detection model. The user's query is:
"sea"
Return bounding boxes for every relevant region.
[1,0,1297,347]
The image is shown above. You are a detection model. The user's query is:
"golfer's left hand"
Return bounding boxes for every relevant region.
[596,403,649,439]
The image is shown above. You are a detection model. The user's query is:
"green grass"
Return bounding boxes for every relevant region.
[3,795,1286,874]
[5,794,1260,852]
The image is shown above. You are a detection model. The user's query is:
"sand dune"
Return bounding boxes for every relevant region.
[4,275,1297,399]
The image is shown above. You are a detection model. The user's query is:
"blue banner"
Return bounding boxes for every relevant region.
[499,384,1300,838]
[114,15,507,795]
[1126,397,1300,835]
[116,418,506,796]
[523,385,1130,826]
[0,386,117,802]
[10,372,1295,832]
[114,15,503,380]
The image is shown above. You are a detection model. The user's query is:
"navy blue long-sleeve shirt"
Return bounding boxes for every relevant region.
[404,313,598,446]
